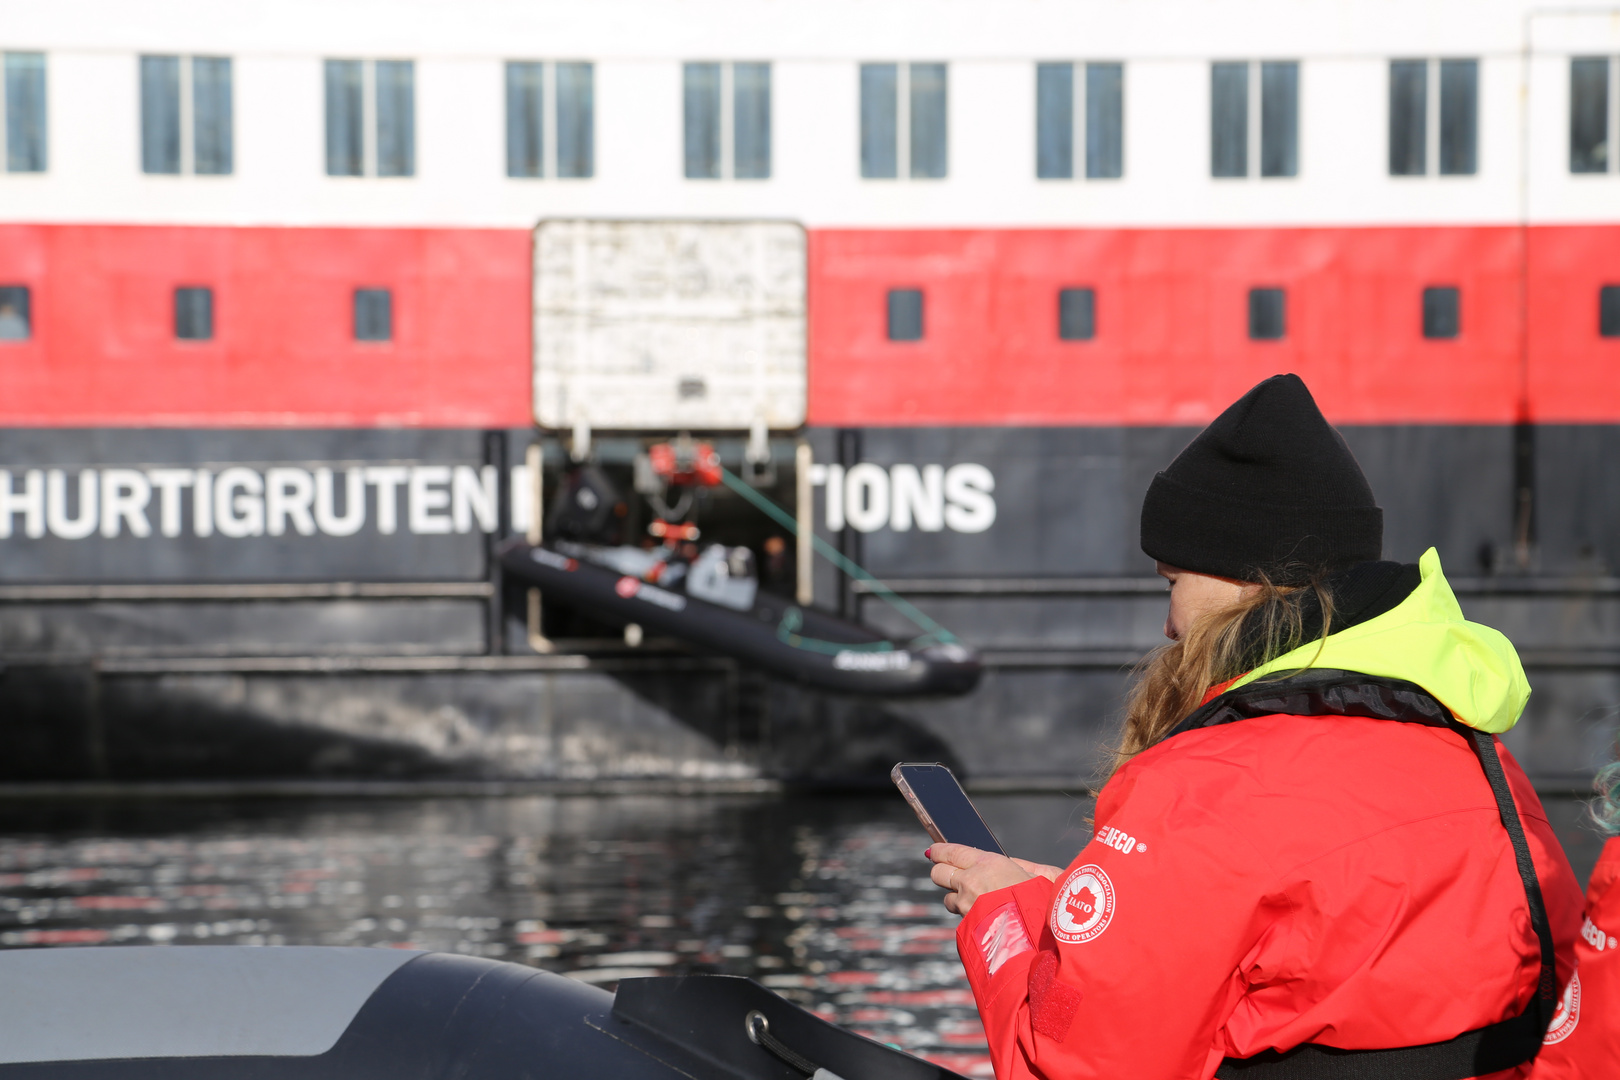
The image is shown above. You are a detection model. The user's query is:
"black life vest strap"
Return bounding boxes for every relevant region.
[1168,671,1557,1080]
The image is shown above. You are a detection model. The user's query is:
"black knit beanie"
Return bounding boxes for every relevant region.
[1139,374,1382,585]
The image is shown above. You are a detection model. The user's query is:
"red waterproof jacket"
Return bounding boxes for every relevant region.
[1532,837,1620,1078]
[956,552,1584,1080]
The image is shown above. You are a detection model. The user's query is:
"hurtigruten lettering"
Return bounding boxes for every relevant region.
[0,460,1000,541]
[0,464,500,540]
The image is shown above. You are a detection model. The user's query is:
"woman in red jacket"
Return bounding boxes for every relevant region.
[928,374,1584,1080]
[1532,765,1620,1077]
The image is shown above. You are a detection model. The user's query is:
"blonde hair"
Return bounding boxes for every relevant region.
[1107,575,1334,780]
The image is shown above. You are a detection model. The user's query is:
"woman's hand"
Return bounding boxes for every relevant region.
[1011,858,1063,882]
[926,844,1051,915]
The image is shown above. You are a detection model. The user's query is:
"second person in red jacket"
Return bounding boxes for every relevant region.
[1531,762,1620,1077]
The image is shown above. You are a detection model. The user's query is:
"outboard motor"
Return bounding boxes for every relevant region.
[0,947,966,1080]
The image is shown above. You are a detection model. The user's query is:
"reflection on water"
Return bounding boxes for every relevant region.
[0,791,1603,1079]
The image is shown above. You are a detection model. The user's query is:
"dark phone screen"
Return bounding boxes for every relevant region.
[897,764,1004,854]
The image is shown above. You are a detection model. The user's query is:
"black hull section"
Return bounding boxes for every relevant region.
[499,540,982,697]
[0,424,1614,787]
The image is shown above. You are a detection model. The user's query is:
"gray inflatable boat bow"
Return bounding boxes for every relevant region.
[0,946,966,1079]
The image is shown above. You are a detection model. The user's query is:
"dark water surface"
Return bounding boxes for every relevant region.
[0,792,1604,1078]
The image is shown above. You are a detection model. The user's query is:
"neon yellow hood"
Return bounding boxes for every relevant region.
[1227,548,1530,734]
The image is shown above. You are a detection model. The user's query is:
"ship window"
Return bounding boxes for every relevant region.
[354,288,392,342]
[861,63,898,178]
[1438,59,1477,175]
[505,62,543,178]
[506,61,594,179]
[192,58,233,175]
[1213,61,1297,179]
[325,59,415,177]
[1211,62,1248,177]
[1036,64,1073,178]
[1088,63,1124,179]
[684,62,771,179]
[1389,60,1427,175]
[861,63,946,179]
[683,63,722,179]
[1571,57,1611,174]
[1037,62,1124,180]
[4,53,46,173]
[1390,59,1477,177]
[1059,288,1095,340]
[325,60,364,176]
[887,289,924,341]
[555,62,594,178]
[0,286,30,340]
[733,62,771,179]
[142,55,233,176]
[1601,286,1620,337]
[1260,62,1298,177]
[1422,286,1459,338]
[909,63,947,179]
[375,60,414,177]
[141,56,182,174]
[1248,288,1286,340]
[174,287,214,341]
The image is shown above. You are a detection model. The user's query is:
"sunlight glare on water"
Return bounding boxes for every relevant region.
[0,795,1051,1076]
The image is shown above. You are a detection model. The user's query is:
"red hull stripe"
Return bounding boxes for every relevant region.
[0,225,533,429]
[0,224,1615,427]
[1527,226,1620,425]
[811,227,1534,427]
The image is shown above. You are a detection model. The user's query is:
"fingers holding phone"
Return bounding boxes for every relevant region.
[891,762,1049,915]
[926,843,1033,916]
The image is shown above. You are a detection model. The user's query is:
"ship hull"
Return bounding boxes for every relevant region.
[0,422,1613,789]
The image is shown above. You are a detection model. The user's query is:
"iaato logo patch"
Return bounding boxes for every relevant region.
[1051,864,1115,945]
[1544,972,1581,1045]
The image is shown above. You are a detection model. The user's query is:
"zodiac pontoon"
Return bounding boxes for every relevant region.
[500,537,981,696]
[504,443,981,697]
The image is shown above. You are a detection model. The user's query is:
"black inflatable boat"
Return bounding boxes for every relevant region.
[0,946,963,1080]
[500,538,981,696]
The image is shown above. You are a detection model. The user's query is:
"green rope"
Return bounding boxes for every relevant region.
[773,606,889,655]
[718,467,958,648]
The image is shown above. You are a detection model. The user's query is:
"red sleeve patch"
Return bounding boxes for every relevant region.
[976,900,1035,975]
[1028,946,1084,1043]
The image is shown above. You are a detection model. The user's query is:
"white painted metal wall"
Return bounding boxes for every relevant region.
[532,220,806,432]
[0,0,1615,228]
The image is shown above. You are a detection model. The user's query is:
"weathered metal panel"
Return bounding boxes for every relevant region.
[533,220,807,432]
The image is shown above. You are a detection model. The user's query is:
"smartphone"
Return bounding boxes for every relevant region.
[891,762,1005,855]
